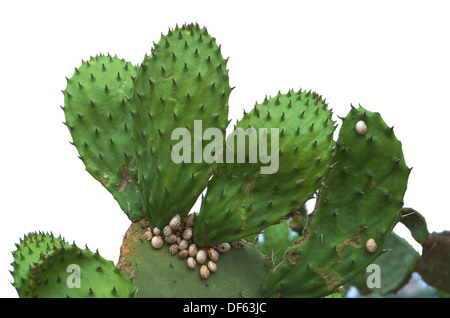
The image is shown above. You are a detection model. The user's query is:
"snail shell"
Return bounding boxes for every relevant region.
[187,257,197,269]
[182,227,193,240]
[188,244,198,257]
[169,244,179,255]
[207,261,217,273]
[163,226,172,237]
[365,238,377,253]
[178,249,189,259]
[144,230,153,241]
[196,249,207,264]
[200,265,210,279]
[356,120,368,135]
[216,243,231,253]
[185,213,195,227]
[152,227,161,236]
[179,239,189,250]
[165,234,177,244]
[169,215,181,230]
[151,235,163,249]
[208,248,219,262]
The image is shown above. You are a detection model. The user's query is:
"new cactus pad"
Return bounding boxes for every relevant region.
[131,24,230,228]
[193,90,335,245]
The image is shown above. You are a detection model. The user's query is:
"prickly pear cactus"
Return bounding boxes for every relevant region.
[11,23,438,299]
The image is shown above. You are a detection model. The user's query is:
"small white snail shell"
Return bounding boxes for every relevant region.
[365,238,377,253]
[152,227,161,236]
[187,257,197,269]
[188,244,198,257]
[151,235,163,249]
[178,249,189,259]
[169,244,179,255]
[169,215,181,230]
[144,230,153,241]
[185,213,195,227]
[182,227,193,240]
[163,225,172,237]
[177,236,182,244]
[196,249,207,264]
[216,243,231,253]
[179,239,189,251]
[200,265,210,279]
[356,120,368,135]
[207,261,217,273]
[207,248,219,262]
[165,234,177,244]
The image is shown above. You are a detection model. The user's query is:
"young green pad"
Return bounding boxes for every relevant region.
[10,232,68,297]
[131,24,230,228]
[262,106,411,298]
[117,220,270,298]
[26,241,136,298]
[63,54,145,221]
[194,90,335,245]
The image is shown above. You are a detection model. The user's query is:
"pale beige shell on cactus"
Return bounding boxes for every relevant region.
[188,244,198,257]
[207,261,217,273]
[200,265,210,279]
[356,120,368,135]
[216,243,231,253]
[365,238,377,253]
[151,236,163,249]
[163,225,172,237]
[169,215,181,230]
[196,249,207,264]
[187,257,197,269]
[208,247,219,262]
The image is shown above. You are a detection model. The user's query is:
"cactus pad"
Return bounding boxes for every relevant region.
[262,106,411,297]
[117,220,270,297]
[63,54,145,220]
[131,23,231,228]
[194,90,335,245]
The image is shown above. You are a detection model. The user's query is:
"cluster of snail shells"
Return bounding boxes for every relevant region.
[143,214,231,279]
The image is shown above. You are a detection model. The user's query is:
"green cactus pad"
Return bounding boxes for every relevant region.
[261,106,411,297]
[10,232,68,297]
[28,243,135,298]
[63,54,145,221]
[131,23,230,228]
[117,220,270,297]
[348,231,420,296]
[194,90,335,245]
[11,233,136,298]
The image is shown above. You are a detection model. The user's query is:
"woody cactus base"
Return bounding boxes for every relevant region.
[10,24,449,298]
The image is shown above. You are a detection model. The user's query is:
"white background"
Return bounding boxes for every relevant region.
[1,0,449,298]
